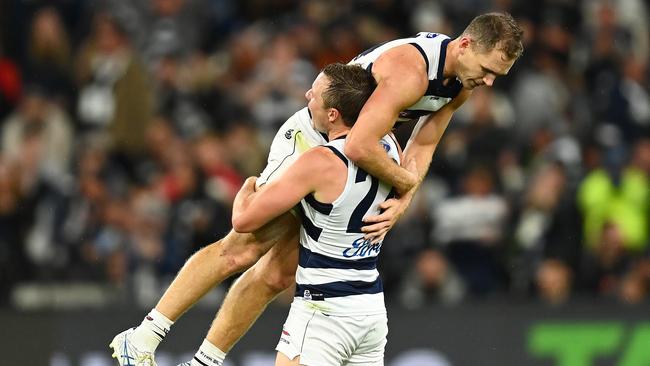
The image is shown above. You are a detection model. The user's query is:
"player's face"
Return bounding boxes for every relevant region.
[457,42,515,90]
[305,73,333,133]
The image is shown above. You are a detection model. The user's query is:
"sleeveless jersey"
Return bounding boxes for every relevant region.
[349,32,463,123]
[295,134,400,316]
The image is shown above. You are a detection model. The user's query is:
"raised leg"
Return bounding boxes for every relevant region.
[155,226,275,321]
[111,211,299,366]
[206,212,300,352]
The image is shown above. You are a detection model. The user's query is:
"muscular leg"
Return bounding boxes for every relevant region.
[111,210,300,365]
[206,212,300,352]
[109,214,298,366]
[112,109,315,365]
[156,211,299,321]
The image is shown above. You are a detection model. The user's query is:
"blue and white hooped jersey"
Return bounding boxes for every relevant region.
[295,135,400,316]
[349,32,463,124]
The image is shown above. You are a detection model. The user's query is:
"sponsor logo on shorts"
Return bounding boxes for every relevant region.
[302,289,325,300]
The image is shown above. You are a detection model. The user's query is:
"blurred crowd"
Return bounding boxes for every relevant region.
[0,0,648,310]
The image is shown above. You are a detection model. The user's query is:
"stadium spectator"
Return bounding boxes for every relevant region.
[1,84,73,184]
[0,44,21,120]
[433,165,509,296]
[243,33,317,137]
[0,157,32,304]
[579,221,635,299]
[0,0,647,314]
[398,248,466,308]
[577,144,649,253]
[535,257,573,305]
[75,12,153,164]
[513,162,583,301]
[24,7,75,109]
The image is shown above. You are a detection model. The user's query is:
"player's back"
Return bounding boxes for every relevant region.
[295,134,400,316]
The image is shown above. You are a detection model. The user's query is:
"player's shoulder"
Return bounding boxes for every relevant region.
[302,145,348,169]
[376,43,423,65]
[373,43,429,84]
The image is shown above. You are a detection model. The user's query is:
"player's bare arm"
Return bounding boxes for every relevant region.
[403,88,472,183]
[345,44,429,195]
[232,147,345,233]
[362,89,471,243]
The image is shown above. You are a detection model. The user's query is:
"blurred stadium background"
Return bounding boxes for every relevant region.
[0,0,649,365]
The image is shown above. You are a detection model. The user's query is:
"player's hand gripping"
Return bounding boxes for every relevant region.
[233,176,258,208]
[361,158,418,244]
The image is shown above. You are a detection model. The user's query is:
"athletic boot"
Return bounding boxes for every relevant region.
[109,328,156,366]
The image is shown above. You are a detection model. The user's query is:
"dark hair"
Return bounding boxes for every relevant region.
[462,12,524,60]
[321,63,377,127]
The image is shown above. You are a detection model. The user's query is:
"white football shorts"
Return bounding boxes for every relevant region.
[276,299,388,366]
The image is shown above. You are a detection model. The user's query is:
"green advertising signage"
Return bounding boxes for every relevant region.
[530,323,650,366]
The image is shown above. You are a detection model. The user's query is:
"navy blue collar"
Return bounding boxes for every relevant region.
[437,38,450,81]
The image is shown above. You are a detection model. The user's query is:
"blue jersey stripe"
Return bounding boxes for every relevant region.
[298,206,323,241]
[304,193,333,215]
[409,42,430,72]
[437,38,450,80]
[299,245,378,270]
[295,278,383,299]
[425,78,462,98]
[323,145,348,166]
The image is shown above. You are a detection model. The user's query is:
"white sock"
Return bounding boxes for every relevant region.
[131,309,174,352]
[191,339,226,366]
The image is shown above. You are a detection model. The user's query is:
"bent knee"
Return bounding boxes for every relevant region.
[263,269,296,293]
[255,261,297,293]
[208,232,270,275]
[232,245,268,272]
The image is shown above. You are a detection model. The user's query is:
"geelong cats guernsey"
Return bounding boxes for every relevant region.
[295,134,400,316]
[350,32,463,124]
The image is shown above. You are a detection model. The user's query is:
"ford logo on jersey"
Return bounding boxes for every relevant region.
[343,237,381,258]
